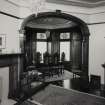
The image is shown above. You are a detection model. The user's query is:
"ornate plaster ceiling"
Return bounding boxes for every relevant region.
[46,0,105,8]
[68,0,105,3]
[77,0,105,3]
[6,0,105,8]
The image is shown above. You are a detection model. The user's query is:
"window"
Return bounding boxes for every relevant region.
[47,42,52,54]
[60,42,70,61]
[36,42,47,62]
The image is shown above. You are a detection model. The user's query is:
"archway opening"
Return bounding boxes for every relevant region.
[20,10,90,80]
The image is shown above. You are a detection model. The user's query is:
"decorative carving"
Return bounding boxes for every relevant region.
[37,33,46,39]
[60,33,70,39]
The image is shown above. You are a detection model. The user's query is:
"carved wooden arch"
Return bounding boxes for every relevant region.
[20,11,90,36]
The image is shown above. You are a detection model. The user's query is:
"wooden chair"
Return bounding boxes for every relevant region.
[72,69,82,79]
[89,75,101,90]
[52,53,60,76]
[71,64,82,79]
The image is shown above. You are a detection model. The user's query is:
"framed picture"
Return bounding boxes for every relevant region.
[0,34,6,49]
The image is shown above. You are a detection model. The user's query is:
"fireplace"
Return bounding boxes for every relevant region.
[0,76,2,102]
[0,54,23,100]
[0,67,9,102]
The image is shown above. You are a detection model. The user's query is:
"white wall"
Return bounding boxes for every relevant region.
[88,11,105,84]
[89,24,105,84]
[0,14,20,53]
[0,67,9,100]
[0,0,20,53]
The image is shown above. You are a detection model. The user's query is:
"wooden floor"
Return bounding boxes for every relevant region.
[16,70,105,105]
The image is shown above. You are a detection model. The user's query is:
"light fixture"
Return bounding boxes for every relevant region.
[27,0,46,15]
[46,30,50,39]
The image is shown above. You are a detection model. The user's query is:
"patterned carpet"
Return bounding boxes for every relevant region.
[19,84,105,105]
[31,84,105,105]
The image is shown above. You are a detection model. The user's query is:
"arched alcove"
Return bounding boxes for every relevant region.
[20,10,90,77]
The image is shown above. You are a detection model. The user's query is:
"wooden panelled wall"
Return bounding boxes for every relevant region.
[70,30,89,76]
[24,28,89,77]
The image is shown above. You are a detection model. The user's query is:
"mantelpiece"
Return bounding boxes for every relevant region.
[102,63,105,89]
[0,53,23,99]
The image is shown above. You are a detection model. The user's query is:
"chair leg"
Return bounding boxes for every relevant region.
[73,73,76,79]
[73,73,74,79]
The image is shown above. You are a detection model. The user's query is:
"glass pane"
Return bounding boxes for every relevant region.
[47,42,51,54]
[60,42,70,61]
[60,33,70,39]
[37,33,46,39]
[36,42,47,62]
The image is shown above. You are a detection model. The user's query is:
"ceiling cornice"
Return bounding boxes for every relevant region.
[6,0,105,8]
[46,0,105,8]
[66,0,105,4]
[5,0,105,15]
[6,0,29,8]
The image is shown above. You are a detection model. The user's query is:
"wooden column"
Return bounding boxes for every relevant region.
[32,32,37,64]
[47,30,52,54]
[51,32,60,55]
[24,30,32,66]
[82,36,89,76]
[70,31,82,70]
